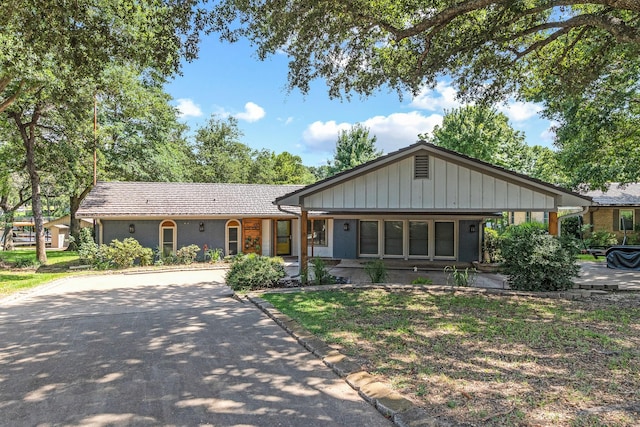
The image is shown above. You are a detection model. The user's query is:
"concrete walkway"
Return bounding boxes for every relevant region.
[286,259,640,291]
[0,270,392,426]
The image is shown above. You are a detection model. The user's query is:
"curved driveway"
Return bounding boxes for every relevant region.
[0,270,392,426]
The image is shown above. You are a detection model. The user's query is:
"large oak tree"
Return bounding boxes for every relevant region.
[210,1,639,101]
[1,0,204,263]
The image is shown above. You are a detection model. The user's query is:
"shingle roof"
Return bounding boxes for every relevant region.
[77,182,304,218]
[584,183,640,206]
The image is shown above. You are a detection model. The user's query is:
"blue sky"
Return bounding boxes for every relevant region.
[165,34,556,167]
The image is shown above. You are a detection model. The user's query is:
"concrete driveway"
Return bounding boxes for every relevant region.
[0,270,392,426]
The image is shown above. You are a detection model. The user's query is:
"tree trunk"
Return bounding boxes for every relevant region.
[26,142,46,263]
[67,187,91,251]
[11,105,47,264]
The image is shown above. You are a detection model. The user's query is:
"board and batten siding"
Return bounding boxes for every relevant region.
[303,155,556,211]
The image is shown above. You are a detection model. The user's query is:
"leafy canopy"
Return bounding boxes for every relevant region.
[209,1,640,102]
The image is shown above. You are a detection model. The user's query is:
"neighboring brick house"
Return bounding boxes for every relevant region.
[583,183,640,241]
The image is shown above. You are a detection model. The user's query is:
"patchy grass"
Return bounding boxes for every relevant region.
[577,254,606,262]
[262,290,640,426]
[0,250,81,296]
[0,272,71,296]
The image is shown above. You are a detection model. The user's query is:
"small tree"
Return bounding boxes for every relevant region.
[500,223,580,292]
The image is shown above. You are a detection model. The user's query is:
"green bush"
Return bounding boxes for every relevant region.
[176,244,200,264]
[14,257,40,268]
[500,224,580,292]
[225,254,286,291]
[411,277,433,285]
[205,248,224,263]
[89,237,152,269]
[309,257,335,285]
[444,266,477,287]
[78,227,98,263]
[586,230,618,247]
[483,227,503,263]
[364,259,388,283]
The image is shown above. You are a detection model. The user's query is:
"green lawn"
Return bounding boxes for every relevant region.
[0,249,81,296]
[263,289,640,427]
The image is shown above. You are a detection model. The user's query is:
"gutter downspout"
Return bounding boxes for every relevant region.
[95,218,103,245]
[558,206,590,237]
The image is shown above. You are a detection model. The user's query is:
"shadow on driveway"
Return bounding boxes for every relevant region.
[0,276,391,426]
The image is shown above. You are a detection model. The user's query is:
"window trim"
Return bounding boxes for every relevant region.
[620,209,634,231]
[159,220,177,256]
[359,220,380,257]
[433,220,457,259]
[408,220,430,258]
[226,219,242,256]
[383,220,404,258]
[307,218,328,247]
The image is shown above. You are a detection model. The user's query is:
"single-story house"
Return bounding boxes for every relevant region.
[77,142,593,265]
[582,183,640,240]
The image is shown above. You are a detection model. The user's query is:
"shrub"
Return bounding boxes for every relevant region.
[225,254,286,291]
[483,227,503,263]
[411,277,433,285]
[205,247,224,263]
[309,257,335,285]
[176,244,200,264]
[500,224,580,291]
[586,230,618,247]
[14,257,40,268]
[444,266,476,287]
[364,259,388,283]
[78,227,98,263]
[88,237,151,269]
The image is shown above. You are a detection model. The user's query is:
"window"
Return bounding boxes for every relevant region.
[226,220,241,255]
[620,210,634,231]
[409,221,429,256]
[525,211,531,223]
[414,154,429,179]
[384,221,403,256]
[159,220,176,256]
[543,211,549,224]
[434,221,455,257]
[359,221,379,255]
[307,219,327,246]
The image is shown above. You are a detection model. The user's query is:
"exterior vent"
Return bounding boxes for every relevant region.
[414,155,429,179]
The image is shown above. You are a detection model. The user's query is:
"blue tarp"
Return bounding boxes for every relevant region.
[606,246,640,270]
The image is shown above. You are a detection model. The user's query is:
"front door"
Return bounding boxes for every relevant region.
[276,220,291,256]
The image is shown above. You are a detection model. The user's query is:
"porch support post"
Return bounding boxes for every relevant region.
[300,209,308,277]
[549,211,559,236]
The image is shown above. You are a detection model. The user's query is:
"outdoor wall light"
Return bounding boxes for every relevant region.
[199,222,205,232]
[469,224,476,233]
[129,224,135,233]
[343,222,350,232]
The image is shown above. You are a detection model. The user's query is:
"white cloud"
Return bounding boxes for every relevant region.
[175,98,203,119]
[300,112,443,154]
[410,81,464,112]
[540,120,559,143]
[498,101,543,122]
[235,102,266,122]
[278,116,294,125]
[302,120,352,152]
